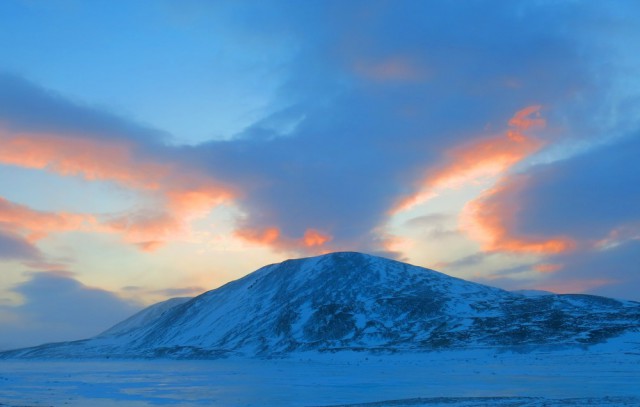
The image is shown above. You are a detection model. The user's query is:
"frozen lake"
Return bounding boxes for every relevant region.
[1,349,639,406]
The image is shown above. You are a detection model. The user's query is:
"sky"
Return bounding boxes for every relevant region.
[0,0,639,350]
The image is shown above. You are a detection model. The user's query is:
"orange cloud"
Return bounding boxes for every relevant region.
[393,105,545,213]
[235,227,281,246]
[381,234,414,253]
[508,105,546,130]
[101,187,233,250]
[303,229,332,247]
[389,105,576,256]
[0,194,187,255]
[455,107,576,255]
[103,182,234,249]
[135,241,164,252]
[165,184,232,220]
[460,176,575,254]
[0,196,94,242]
[0,130,169,190]
[0,127,234,250]
[235,226,333,253]
[99,209,184,250]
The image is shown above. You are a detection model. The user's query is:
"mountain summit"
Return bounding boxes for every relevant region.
[3,252,639,358]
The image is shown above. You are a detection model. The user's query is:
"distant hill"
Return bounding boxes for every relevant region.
[2,252,639,359]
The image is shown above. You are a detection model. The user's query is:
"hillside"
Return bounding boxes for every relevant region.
[2,252,639,359]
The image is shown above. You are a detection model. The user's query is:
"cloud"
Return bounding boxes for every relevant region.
[1,1,638,257]
[0,271,142,350]
[121,285,205,298]
[466,134,639,254]
[548,240,640,301]
[0,74,234,250]
[0,72,168,144]
[477,240,640,302]
[456,133,640,300]
[393,105,546,213]
[392,105,575,255]
[188,1,632,254]
[497,135,640,243]
[0,129,169,190]
[234,226,333,254]
[438,252,489,269]
[0,195,100,268]
[0,229,41,261]
[0,196,93,242]
[403,213,451,229]
[0,127,232,248]
[460,176,576,255]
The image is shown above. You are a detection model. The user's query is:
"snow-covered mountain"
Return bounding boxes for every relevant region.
[2,252,639,358]
[98,297,192,338]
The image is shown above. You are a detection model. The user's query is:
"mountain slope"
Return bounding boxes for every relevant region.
[98,297,192,338]
[2,252,639,358]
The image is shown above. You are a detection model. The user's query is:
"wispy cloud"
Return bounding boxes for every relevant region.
[0,196,92,244]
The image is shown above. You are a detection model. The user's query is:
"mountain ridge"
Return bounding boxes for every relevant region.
[2,252,639,359]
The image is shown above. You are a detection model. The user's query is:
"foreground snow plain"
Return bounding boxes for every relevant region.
[1,343,639,407]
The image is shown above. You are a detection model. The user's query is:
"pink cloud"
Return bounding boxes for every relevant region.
[303,229,332,247]
[0,130,168,189]
[235,226,333,253]
[0,127,234,250]
[460,176,576,254]
[532,263,564,273]
[235,227,281,246]
[390,105,578,256]
[0,196,94,242]
[393,105,546,213]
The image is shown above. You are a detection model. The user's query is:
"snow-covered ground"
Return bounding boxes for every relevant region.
[1,346,639,406]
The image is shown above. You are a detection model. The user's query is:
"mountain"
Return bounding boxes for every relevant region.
[2,252,639,359]
[98,297,192,338]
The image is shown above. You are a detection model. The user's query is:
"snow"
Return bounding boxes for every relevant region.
[2,252,639,359]
[512,289,555,297]
[98,297,192,338]
[1,348,639,406]
[1,252,639,405]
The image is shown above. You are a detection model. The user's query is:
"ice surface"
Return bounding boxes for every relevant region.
[1,348,639,406]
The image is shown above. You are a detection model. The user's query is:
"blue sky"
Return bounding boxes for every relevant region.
[0,0,639,349]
